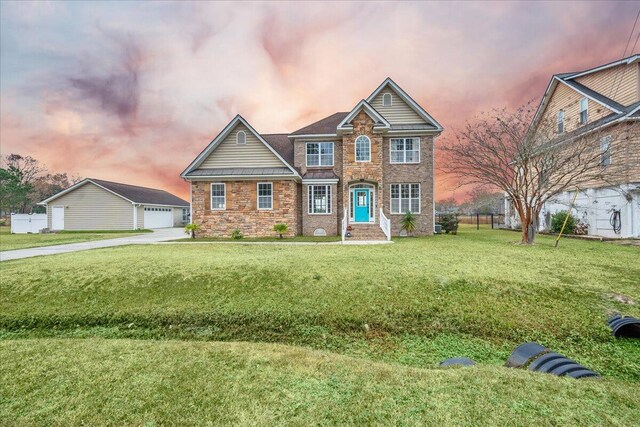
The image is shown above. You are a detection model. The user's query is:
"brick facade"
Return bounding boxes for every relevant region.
[341,111,385,221]
[191,180,298,238]
[382,135,435,235]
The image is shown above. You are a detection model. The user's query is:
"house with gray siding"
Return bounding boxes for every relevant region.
[181,78,443,240]
[39,178,189,230]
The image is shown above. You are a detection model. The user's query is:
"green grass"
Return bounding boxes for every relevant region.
[0,226,149,251]
[2,339,638,426]
[1,228,639,424]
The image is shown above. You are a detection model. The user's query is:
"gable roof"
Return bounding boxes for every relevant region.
[337,99,391,131]
[290,112,349,136]
[40,178,189,206]
[181,115,300,178]
[530,73,626,133]
[366,77,443,131]
[561,54,640,81]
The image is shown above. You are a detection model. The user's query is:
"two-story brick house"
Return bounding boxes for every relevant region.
[181,78,443,240]
[511,55,640,238]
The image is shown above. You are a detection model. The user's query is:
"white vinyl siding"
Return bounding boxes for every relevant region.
[355,135,371,162]
[306,142,334,166]
[210,183,226,210]
[390,138,420,163]
[198,124,285,169]
[308,185,332,214]
[257,182,273,210]
[390,184,420,214]
[370,88,426,124]
[46,182,133,230]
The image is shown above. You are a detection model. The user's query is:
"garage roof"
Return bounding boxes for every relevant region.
[40,178,189,207]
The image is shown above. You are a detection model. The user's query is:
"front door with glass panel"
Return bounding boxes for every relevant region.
[354,189,370,222]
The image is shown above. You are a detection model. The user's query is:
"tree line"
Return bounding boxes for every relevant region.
[0,154,82,216]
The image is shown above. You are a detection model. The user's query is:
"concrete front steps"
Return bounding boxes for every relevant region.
[346,223,388,241]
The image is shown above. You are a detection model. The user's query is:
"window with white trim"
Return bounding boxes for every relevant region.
[556,111,564,134]
[237,130,246,145]
[308,185,332,214]
[390,184,420,214]
[382,93,392,107]
[182,208,189,222]
[390,138,420,163]
[355,135,371,162]
[210,183,226,210]
[257,182,273,209]
[579,98,588,124]
[600,135,612,166]
[306,142,334,166]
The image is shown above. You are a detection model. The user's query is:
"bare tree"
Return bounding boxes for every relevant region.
[440,103,628,244]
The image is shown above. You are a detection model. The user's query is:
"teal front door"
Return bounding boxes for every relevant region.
[354,189,370,222]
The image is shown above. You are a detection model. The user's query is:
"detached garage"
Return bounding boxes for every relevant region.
[39,178,189,231]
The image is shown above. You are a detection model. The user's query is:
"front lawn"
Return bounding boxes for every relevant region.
[2,339,638,426]
[0,226,150,251]
[1,228,638,424]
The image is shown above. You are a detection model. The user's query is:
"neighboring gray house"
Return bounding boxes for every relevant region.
[39,178,189,231]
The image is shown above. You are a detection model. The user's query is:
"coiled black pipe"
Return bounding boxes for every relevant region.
[610,209,621,234]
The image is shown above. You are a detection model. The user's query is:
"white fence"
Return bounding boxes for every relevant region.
[10,214,47,234]
[341,207,348,242]
[379,208,391,241]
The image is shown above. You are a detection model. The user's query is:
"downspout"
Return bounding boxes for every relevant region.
[132,203,139,230]
[189,181,193,224]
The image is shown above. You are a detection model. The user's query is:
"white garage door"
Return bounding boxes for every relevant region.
[144,207,173,228]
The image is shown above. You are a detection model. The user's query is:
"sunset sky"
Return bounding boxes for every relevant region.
[1,0,636,200]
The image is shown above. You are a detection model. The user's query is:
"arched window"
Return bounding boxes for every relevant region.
[382,93,392,107]
[237,130,246,145]
[355,135,371,162]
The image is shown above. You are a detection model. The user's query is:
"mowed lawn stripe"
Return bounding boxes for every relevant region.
[1,338,638,427]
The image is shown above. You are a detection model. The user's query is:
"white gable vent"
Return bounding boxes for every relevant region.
[313,228,327,236]
[382,93,392,107]
[237,131,246,145]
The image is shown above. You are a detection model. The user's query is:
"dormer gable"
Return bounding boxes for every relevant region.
[366,78,443,130]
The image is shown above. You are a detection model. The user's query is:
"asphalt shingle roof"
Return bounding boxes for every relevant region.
[91,179,189,206]
[261,133,295,166]
[290,112,349,136]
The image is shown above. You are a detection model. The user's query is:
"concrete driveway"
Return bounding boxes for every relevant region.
[0,228,185,262]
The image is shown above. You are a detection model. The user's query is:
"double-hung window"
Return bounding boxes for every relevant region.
[210,183,226,210]
[390,184,420,214]
[306,142,334,166]
[390,138,420,163]
[579,98,588,124]
[257,182,273,210]
[308,185,332,214]
[355,135,371,162]
[557,110,565,134]
[600,136,612,166]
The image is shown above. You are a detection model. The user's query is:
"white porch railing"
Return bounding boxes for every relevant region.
[379,208,391,241]
[341,207,348,242]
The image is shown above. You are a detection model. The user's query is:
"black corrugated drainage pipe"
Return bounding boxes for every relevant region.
[439,357,476,367]
[506,342,599,379]
[608,315,640,338]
